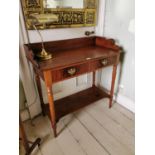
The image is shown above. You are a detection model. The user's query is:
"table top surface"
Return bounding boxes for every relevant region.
[25,36,121,71]
[38,45,118,70]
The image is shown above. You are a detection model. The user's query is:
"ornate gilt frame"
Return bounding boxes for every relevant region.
[21,0,97,29]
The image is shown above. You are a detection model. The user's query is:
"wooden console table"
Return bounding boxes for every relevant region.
[24,36,121,137]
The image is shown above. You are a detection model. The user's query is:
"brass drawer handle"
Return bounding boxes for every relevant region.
[101,59,108,66]
[67,68,76,75]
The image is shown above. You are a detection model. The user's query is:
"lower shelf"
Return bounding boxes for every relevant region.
[44,86,110,121]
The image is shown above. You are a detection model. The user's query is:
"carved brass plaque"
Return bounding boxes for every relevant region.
[21,0,97,29]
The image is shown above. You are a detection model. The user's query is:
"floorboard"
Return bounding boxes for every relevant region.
[113,102,135,121]
[74,110,134,155]
[84,106,134,153]
[55,118,87,155]
[90,100,135,136]
[62,114,109,155]
[20,100,135,155]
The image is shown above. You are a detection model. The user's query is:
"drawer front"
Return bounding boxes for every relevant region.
[51,56,118,83]
[90,56,117,71]
[52,63,89,83]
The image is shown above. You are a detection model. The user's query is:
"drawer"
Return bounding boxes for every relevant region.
[90,56,117,71]
[51,56,118,83]
[52,63,89,83]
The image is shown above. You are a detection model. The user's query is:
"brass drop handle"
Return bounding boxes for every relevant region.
[67,68,76,75]
[101,59,108,66]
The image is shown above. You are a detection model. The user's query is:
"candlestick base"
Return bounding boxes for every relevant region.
[36,48,52,61]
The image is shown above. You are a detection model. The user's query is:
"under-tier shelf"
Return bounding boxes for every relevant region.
[44,86,110,121]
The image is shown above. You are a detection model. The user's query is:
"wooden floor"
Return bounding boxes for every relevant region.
[20,99,135,155]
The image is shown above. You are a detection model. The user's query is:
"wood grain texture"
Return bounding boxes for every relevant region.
[20,102,134,155]
[43,71,57,137]
[24,36,121,137]
[95,37,120,51]
[51,55,117,83]
[51,62,89,83]
[93,71,96,86]
[85,103,134,153]
[92,100,135,136]
[113,103,135,121]
[74,111,133,155]
[62,115,109,155]
[45,86,110,122]
[38,46,118,71]
[109,65,117,108]
[24,36,120,71]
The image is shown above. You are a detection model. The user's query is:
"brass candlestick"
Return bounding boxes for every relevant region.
[32,24,52,60]
[30,13,58,61]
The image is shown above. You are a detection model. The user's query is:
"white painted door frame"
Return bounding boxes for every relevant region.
[95,0,106,36]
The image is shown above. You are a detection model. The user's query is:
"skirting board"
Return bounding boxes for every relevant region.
[114,93,135,113]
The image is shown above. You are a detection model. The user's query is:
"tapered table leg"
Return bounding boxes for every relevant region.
[92,71,96,87]
[34,69,45,116]
[109,65,117,108]
[43,71,57,137]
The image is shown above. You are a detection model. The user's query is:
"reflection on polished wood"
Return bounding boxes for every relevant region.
[24,36,121,137]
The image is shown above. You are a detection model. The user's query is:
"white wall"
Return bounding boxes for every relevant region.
[28,27,94,43]
[100,0,135,112]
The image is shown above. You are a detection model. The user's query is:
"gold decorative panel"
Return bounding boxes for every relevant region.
[86,10,96,25]
[22,0,43,11]
[84,0,96,8]
[21,0,97,29]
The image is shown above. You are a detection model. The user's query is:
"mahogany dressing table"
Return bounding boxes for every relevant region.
[24,36,121,137]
